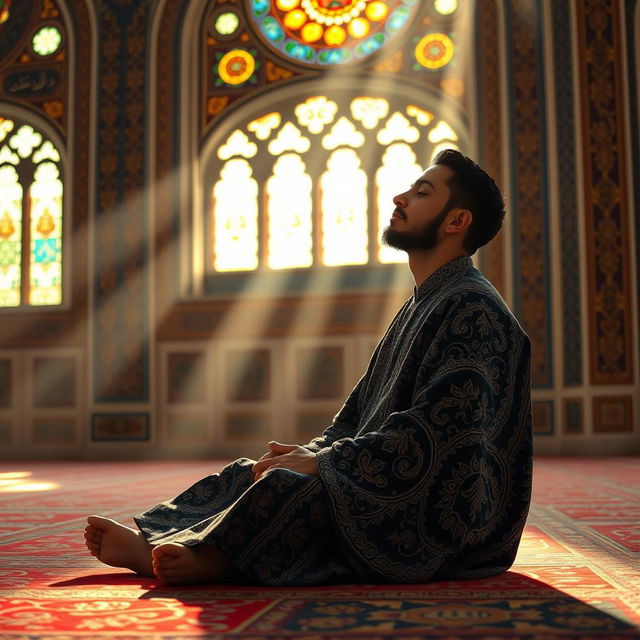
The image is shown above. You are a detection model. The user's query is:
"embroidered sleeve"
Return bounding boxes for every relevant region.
[315,295,532,582]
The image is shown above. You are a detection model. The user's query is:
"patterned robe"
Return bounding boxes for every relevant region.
[135,256,533,585]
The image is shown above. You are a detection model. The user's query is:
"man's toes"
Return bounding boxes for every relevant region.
[86,515,113,532]
[153,565,177,581]
[152,543,183,563]
[152,556,179,573]
[86,515,104,529]
[155,571,183,585]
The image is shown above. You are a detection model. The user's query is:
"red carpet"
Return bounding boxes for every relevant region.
[0,457,638,638]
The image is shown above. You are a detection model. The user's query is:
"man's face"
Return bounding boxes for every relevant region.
[382,164,454,252]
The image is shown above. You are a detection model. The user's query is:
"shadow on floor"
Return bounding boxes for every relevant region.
[52,571,640,638]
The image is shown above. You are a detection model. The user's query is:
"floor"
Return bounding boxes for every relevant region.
[0,456,638,639]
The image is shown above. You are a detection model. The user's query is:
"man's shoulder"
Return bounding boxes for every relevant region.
[433,269,526,335]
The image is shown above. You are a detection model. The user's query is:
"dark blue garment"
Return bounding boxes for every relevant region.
[135,256,533,585]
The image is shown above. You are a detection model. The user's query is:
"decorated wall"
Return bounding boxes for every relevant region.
[0,0,638,459]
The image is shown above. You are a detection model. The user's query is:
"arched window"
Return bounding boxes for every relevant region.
[0,116,64,307]
[0,0,70,311]
[187,0,470,294]
[201,86,465,292]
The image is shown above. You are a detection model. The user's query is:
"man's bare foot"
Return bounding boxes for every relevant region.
[84,515,154,578]
[151,542,237,585]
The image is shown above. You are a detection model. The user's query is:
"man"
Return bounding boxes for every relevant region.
[84,149,532,586]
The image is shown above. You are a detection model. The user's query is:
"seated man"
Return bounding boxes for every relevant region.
[84,149,532,586]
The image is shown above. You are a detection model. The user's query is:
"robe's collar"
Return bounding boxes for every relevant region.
[413,256,473,302]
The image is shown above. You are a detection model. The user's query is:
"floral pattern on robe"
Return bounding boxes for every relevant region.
[135,256,532,585]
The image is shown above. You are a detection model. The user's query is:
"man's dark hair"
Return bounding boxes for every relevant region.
[433,148,506,255]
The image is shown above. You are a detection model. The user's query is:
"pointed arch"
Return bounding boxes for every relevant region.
[0,109,67,309]
[0,0,94,344]
[198,74,469,293]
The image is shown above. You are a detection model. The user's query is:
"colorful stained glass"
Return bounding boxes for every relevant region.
[320,148,368,266]
[0,0,11,26]
[249,0,419,67]
[266,154,313,269]
[415,32,455,70]
[0,165,22,307]
[214,12,240,36]
[208,93,466,275]
[434,0,457,15]
[0,118,64,308]
[366,2,388,21]
[347,18,369,38]
[212,159,258,271]
[32,26,62,56]
[29,162,62,305]
[376,143,418,264]
[215,49,257,86]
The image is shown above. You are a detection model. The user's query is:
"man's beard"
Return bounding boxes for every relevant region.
[382,204,451,252]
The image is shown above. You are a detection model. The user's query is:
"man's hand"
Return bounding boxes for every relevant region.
[252,441,318,482]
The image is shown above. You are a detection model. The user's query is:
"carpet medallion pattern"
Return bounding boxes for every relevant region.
[0,457,638,639]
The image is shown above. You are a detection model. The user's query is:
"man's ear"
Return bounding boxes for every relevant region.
[444,209,472,235]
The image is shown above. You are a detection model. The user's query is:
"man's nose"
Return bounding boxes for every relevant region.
[393,193,406,207]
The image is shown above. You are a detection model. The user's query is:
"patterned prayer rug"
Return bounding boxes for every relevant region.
[0,457,638,639]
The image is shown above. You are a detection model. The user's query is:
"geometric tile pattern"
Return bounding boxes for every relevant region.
[551,0,583,386]
[576,0,635,385]
[504,0,552,389]
[625,0,640,351]
[0,457,638,638]
[92,0,150,402]
[476,0,505,298]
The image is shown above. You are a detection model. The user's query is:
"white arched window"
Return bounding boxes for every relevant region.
[201,86,465,292]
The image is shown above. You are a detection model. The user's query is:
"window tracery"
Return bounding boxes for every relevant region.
[206,94,461,276]
[0,116,64,307]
